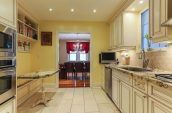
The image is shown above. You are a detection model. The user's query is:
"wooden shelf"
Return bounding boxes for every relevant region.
[18,33,37,42]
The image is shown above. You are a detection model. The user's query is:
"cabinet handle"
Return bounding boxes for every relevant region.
[158,82,163,87]
[163,84,169,88]
[143,95,147,98]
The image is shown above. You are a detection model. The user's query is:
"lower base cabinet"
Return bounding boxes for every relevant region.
[112,76,120,108]
[133,89,148,113]
[0,98,16,113]
[120,81,132,113]
[149,97,172,113]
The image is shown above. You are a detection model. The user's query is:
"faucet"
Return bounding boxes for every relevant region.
[141,50,149,68]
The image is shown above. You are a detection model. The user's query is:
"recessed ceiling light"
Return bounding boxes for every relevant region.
[93,9,97,13]
[131,8,136,11]
[71,8,74,12]
[139,0,144,4]
[49,8,53,12]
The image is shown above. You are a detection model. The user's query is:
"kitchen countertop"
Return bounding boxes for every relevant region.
[108,64,172,86]
[18,70,59,79]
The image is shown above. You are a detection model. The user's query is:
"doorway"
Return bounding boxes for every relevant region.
[58,33,91,88]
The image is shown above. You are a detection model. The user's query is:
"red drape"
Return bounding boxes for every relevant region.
[66,42,90,53]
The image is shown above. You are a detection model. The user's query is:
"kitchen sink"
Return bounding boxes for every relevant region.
[119,66,152,72]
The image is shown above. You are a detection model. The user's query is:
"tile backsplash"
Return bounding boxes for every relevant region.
[117,45,172,71]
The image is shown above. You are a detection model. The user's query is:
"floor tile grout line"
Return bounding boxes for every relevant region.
[69,88,75,113]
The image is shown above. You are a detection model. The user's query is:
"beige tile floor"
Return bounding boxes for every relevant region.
[18,88,121,113]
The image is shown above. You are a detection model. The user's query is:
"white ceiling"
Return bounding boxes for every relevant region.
[19,0,126,22]
[126,0,149,12]
[59,33,91,40]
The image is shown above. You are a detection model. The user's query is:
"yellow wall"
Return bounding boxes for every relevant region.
[16,52,32,76]
[30,21,109,87]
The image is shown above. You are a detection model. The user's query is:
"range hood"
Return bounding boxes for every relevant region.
[161,0,172,26]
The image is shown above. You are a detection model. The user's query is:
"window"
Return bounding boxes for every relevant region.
[68,51,89,61]
[69,51,77,61]
[141,10,168,50]
[79,51,87,61]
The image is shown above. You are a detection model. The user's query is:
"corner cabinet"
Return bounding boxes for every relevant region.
[150,0,172,42]
[0,0,16,28]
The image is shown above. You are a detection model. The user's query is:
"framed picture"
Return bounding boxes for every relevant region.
[41,32,52,46]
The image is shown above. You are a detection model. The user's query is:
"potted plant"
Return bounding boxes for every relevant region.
[145,34,152,51]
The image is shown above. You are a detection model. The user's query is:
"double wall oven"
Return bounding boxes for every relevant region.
[0,23,16,104]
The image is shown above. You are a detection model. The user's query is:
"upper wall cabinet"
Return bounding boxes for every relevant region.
[150,0,172,42]
[0,0,16,28]
[109,12,138,49]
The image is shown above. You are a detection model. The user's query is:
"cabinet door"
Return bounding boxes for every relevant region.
[112,76,120,108]
[0,99,15,113]
[150,0,167,39]
[110,21,114,48]
[120,81,132,113]
[0,0,16,27]
[115,14,123,46]
[149,97,172,113]
[133,89,148,113]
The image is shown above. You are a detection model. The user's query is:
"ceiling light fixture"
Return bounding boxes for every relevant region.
[139,0,144,4]
[131,8,136,11]
[71,8,74,12]
[93,9,97,13]
[49,8,53,12]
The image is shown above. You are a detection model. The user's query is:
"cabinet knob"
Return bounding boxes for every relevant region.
[143,95,147,98]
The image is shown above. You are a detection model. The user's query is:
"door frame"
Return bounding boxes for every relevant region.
[56,32,92,88]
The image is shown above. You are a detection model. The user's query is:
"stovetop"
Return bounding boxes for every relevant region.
[155,74,172,83]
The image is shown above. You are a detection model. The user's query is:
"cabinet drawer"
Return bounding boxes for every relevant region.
[133,75,148,94]
[112,69,132,85]
[17,84,29,100]
[148,80,172,108]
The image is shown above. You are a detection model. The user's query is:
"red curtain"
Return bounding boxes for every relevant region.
[66,42,90,54]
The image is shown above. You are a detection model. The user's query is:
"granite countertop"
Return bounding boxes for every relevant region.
[18,70,59,79]
[109,64,172,86]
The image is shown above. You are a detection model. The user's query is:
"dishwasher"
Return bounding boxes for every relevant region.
[104,66,112,98]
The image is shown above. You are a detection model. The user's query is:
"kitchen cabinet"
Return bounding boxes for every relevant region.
[133,88,148,113]
[109,20,118,48]
[149,97,172,113]
[0,98,16,113]
[120,81,133,113]
[109,12,138,49]
[149,0,172,42]
[112,76,120,108]
[0,0,16,28]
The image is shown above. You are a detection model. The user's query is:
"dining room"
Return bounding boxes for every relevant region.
[58,33,91,88]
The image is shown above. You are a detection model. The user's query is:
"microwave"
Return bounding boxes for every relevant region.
[0,24,16,57]
[99,52,116,64]
[0,67,16,104]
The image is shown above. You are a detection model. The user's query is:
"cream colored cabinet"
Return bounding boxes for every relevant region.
[150,0,172,42]
[0,99,16,113]
[149,97,172,113]
[112,76,120,108]
[133,88,148,113]
[109,20,118,48]
[109,12,138,49]
[120,81,132,113]
[122,12,138,47]
[0,0,16,28]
